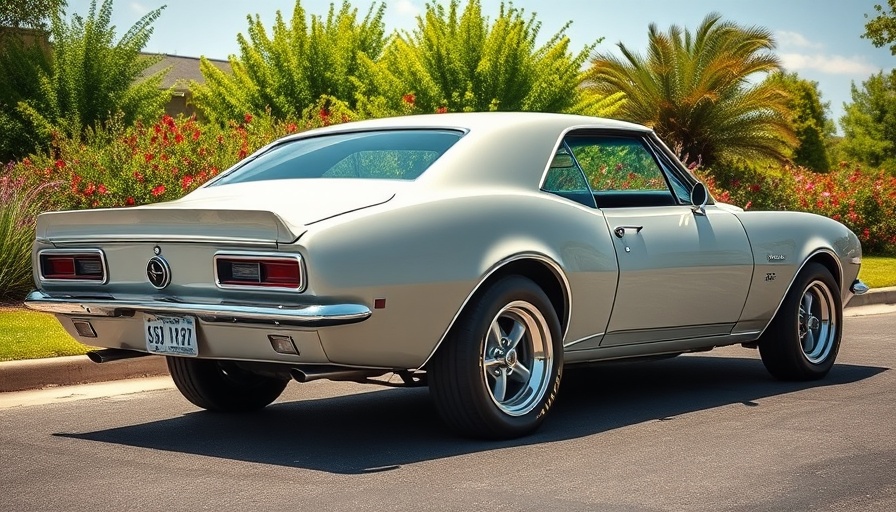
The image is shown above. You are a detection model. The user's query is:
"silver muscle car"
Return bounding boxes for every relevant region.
[26,112,868,439]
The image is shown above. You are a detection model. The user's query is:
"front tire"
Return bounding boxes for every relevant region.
[167,357,289,412]
[429,276,563,439]
[758,262,842,381]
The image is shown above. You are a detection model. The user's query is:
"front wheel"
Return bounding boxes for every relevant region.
[758,262,842,381]
[428,276,563,439]
[167,357,289,412]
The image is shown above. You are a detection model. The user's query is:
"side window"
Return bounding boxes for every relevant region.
[565,135,677,208]
[541,146,596,208]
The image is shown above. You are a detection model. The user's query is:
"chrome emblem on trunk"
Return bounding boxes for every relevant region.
[147,256,171,289]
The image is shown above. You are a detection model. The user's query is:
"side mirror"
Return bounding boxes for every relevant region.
[690,182,708,215]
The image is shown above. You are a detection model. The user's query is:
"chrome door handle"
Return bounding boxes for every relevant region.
[614,225,643,238]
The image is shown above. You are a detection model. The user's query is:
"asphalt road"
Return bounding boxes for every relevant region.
[2,310,895,512]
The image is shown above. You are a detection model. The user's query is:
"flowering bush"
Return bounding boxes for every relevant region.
[10,113,292,210]
[701,162,896,254]
[9,106,355,211]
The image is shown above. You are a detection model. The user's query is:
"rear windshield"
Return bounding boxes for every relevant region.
[212,129,464,185]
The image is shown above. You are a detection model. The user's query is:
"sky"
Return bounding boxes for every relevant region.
[67,0,895,129]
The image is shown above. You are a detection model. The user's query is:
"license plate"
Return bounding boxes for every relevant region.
[144,314,198,357]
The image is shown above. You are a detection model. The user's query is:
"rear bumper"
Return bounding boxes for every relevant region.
[24,290,371,327]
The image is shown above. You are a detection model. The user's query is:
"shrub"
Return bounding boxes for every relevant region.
[10,107,355,210]
[701,162,896,254]
[0,170,56,301]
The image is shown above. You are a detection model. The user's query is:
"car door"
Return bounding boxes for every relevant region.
[565,132,754,346]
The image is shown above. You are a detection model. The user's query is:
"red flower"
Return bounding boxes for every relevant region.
[144,153,154,162]
[151,185,166,197]
[749,184,761,193]
[175,132,184,144]
[744,201,752,210]
[181,175,194,190]
[133,171,145,183]
[97,184,108,195]
[244,113,253,124]
[125,197,135,206]
[287,123,297,133]
[402,93,416,105]
[436,106,448,114]
[238,147,247,160]
[192,130,201,141]
[54,159,66,169]
[162,115,175,129]
[84,183,96,196]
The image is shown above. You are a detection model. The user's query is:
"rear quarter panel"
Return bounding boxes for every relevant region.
[297,190,619,368]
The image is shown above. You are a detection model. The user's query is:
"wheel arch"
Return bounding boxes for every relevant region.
[806,250,843,291]
[419,253,571,370]
[757,248,843,339]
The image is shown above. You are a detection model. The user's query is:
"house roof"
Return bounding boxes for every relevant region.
[141,53,231,91]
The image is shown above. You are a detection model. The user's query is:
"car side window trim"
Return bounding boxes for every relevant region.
[539,140,597,208]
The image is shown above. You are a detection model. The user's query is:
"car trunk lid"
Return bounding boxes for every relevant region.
[36,180,400,245]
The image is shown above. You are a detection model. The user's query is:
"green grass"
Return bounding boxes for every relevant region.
[858,256,896,289]
[0,308,91,361]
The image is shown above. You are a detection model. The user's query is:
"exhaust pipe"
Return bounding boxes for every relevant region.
[290,366,383,383]
[87,348,151,364]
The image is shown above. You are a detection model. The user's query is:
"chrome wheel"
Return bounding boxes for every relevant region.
[758,262,842,381]
[799,280,837,364]
[481,300,553,416]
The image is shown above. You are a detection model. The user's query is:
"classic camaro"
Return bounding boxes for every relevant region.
[26,112,868,438]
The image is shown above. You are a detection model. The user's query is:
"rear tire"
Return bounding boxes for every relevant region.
[429,276,563,439]
[758,262,842,381]
[167,357,288,412]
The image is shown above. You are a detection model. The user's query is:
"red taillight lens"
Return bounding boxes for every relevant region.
[215,256,303,290]
[40,252,105,281]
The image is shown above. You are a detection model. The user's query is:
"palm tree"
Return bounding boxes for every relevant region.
[585,13,795,168]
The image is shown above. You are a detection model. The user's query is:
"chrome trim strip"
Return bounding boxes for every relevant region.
[24,290,370,327]
[213,251,306,293]
[417,252,572,370]
[38,234,280,245]
[754,248,844,339]
[563,332,604,349]
[37,248,109,285]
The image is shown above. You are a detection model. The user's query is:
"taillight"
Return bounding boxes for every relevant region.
[215,254,304,291]
[39,250,106,282]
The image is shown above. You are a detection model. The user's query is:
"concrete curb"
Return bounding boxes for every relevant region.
[0,354,168,393]
[845,286,896,308]
[1,286,894,393]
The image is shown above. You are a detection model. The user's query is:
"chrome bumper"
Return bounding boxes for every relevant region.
[24,290,371,327]
[851,279,870,295]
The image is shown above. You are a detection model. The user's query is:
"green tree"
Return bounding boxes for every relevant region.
[192,1,387,123]
[864,0,896,54]
[765,72,833,172]
[0,0,65,30]
[584,13,794,168]
[356,0,621,116]
[839,70,896,172]
[0,0,168,161]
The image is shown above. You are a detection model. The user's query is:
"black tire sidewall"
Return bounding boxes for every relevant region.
[438,276,563,438]
[760,263,842,380]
